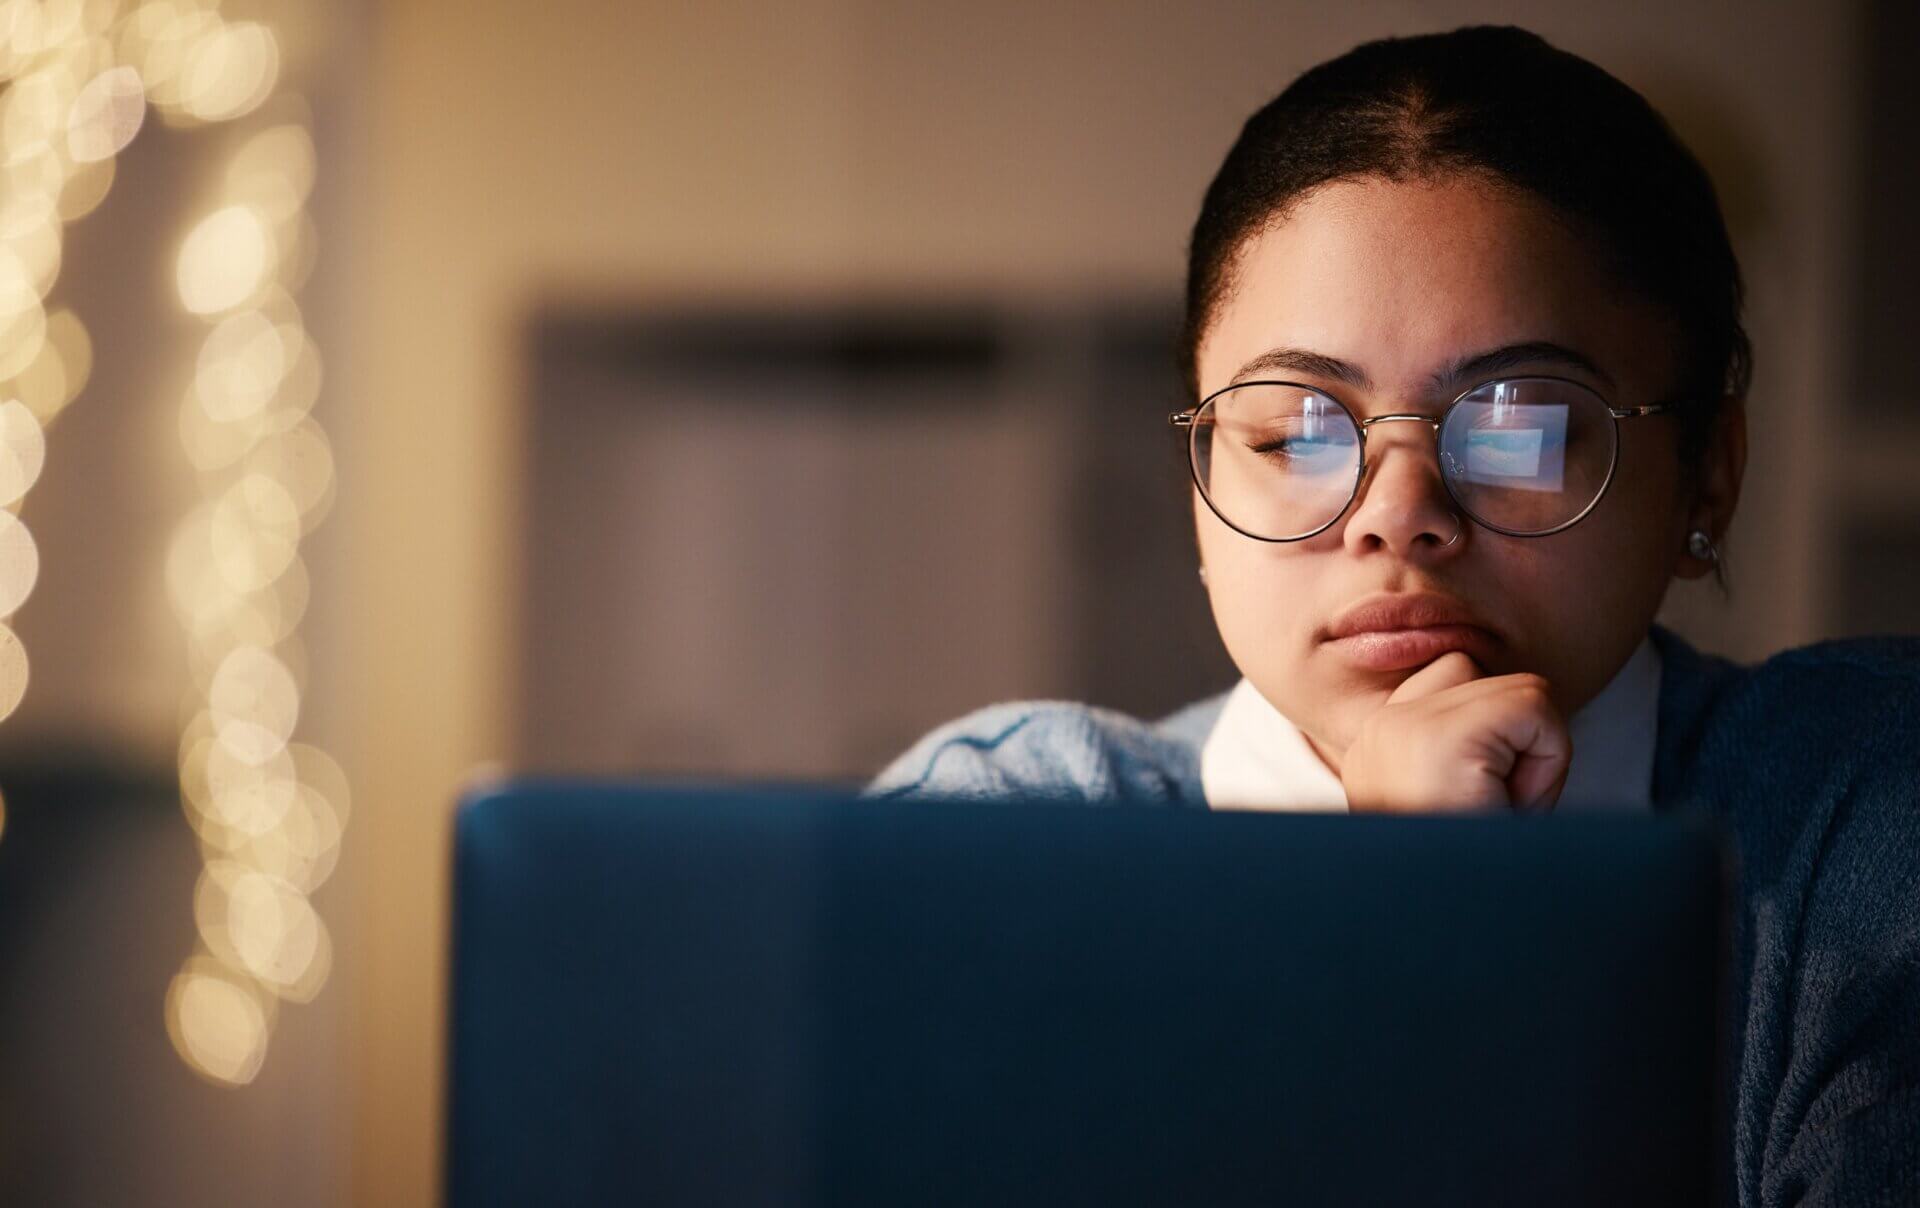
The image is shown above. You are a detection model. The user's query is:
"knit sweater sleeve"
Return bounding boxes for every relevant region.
[1734,643,1920,1207]
[863,701,1210,807]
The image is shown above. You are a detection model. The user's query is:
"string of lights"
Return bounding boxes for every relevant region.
[0,0,343,1087]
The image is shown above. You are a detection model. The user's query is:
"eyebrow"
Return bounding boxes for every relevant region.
[1227,340,1615,396]
[1431,341,1615,393]
[1229,347,1373,391]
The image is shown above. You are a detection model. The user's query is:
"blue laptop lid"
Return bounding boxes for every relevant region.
[447,783,1728,1207]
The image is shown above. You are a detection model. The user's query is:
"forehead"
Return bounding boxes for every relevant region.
[1195,176,1675,401]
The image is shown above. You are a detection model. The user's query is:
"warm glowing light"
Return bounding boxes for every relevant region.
[203,737,296,834]
[165,502,223,623]
[221,867,326,992]
[66,63,143,161]
[170,551,309,654]
[278,210,316,292]
[208,643,298,763]
[270,329,320,419]
[210,472,299,592]
[227,122,313,218]
[165,957,271,1086]
[176,203,271,314]
[235,778,342,893]
[136,5,220,109]
[0,0,341,1092]
[178,20,276,123]
[246,419,333,525]
[0,146,64,211]
[179,732,216,823]
[4,212,62,298]
[17,305,89,424]
[0,509,39,616]
[0,622,29,723]
[193,858,327,990]
[0,399,48,505]
[194,308,287,421]
[2,65,81,163]
[0,189,55,247]
[56,150,114,220]
[0,298,48,379]
[268,550,310,633]
[0,243,42,317]
[152,0,343,1085]
[13,331,68,422]
[178,386,264,471]
[32,0,89,49]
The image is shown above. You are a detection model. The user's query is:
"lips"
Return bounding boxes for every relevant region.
[1321,592,1499,672]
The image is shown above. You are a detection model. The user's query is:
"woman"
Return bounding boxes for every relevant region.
[870,26,1920,1208]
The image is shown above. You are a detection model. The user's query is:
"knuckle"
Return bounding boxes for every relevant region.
[1509,677,1553,708]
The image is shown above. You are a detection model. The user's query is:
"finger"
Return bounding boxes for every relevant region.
[1386,650,1483,706]
[1493,700,1572,811]
[1509,747,1570,811]
[1426,672,1558,718]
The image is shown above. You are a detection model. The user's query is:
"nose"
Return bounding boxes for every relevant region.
[1340,416,1463,557]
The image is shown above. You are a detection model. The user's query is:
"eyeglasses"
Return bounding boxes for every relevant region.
[1169,375,1674,542]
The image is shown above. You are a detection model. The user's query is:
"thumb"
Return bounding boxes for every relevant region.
[1387,650,1483,706]
[1510,748,1572,813]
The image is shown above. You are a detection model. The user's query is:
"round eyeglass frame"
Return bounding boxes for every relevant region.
[1168,374,1677,543]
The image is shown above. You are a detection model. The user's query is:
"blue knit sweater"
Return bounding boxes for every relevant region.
[869,625,1920,1207]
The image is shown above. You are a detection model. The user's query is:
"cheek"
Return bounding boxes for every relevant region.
[1199,494,1277,615]
[1194,491,1323,667]
[1489,478,1683,707]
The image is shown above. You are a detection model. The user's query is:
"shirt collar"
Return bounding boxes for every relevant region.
[1201,636,1663,813]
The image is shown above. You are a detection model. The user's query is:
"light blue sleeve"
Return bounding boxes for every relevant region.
[863,698,1220,808]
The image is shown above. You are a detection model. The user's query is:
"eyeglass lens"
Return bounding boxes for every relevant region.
[1192,378,1619,540]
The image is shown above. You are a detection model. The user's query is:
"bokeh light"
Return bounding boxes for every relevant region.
[56,149,114,220]
[176,203,271,314]
[208,643,298,763]
[0,508,41,616]
[245,418,332,525]
[165,956,272,1087]
[3,191,65,292]
[15,305,89,425]
[0,622,30,724]
[202,736,296,836]
[135,5,221,112]
[194,307,287,421]
[209,471,299,592]
[0,296,49,379]
[178,19,276,124]
[227,122,312,218]
[0,0,351,1088]
[66,62,143,161]
[0,398,49,504]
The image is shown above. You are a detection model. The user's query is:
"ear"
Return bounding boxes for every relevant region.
[1671,396,1747,581]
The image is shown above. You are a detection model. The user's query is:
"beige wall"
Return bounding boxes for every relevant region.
[343,2,1860,1203]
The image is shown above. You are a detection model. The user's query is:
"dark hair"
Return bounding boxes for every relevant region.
[1181,25,1750,469]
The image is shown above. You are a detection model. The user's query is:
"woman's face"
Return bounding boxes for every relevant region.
[1192,174,1728,772]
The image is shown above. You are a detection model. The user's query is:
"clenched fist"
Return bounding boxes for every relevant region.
[1340,651,1572,813]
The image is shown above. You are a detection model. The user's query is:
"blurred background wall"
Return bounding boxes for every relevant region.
[347,1,1903,1203]
[3,0,1915,1205]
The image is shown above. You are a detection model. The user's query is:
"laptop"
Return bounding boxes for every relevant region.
[446,783,1729,1206]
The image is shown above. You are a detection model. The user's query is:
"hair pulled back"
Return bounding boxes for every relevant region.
[1182,25,1750,467]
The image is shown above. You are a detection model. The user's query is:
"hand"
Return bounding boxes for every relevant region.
[1339,651,1572,813]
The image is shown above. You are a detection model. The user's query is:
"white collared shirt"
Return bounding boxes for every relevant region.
[1200,637,1663,812]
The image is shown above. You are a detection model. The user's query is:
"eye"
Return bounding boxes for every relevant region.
[1249,431,1348,470]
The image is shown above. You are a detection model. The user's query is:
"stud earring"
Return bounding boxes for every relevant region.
[1198,565,1209,586]
[1687,529,1719,563]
